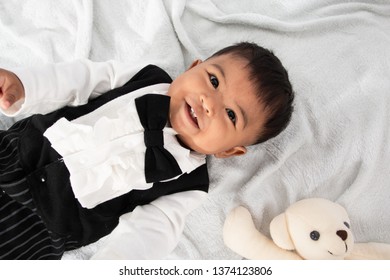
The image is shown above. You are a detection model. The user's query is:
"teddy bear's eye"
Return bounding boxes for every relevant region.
[344,222,350,229]
[310,231,320,241]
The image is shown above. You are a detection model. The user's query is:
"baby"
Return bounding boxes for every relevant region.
[0,42,294,259]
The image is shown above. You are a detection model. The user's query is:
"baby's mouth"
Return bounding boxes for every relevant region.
[187,104,199,127]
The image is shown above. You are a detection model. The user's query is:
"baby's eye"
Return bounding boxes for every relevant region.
[209,74,219,89]
[226,108,236,124]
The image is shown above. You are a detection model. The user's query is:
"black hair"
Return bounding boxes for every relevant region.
[210,42,294,144]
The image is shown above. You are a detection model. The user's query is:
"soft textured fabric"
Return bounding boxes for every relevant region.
[1,0,389,260]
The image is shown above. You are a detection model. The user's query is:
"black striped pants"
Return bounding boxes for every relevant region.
[0,119,78,259]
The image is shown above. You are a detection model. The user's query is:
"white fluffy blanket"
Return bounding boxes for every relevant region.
[1,0,389,260]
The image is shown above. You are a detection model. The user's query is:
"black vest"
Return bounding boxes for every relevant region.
[13,65,209,246]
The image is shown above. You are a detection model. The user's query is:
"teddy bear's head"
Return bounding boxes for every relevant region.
[270,198,354,259]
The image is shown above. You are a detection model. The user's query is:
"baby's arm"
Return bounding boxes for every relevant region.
[91,190,207,259]
[0,59,145,117]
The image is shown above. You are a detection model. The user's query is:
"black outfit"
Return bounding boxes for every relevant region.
[0,65,209,259]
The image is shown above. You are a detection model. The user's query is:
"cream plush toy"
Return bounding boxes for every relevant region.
[223,198,390,260]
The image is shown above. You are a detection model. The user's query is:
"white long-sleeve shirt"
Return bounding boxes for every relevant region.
[1,60,208,259]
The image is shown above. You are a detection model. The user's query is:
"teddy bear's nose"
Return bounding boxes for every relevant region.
[336,230,348,241]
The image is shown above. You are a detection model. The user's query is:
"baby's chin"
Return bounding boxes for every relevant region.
[175,134,210,155]
[176,134,195,151]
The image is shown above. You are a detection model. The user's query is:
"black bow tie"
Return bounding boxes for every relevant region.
[135,94,182,183]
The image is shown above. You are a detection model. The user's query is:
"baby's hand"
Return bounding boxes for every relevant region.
[0,68,25,110]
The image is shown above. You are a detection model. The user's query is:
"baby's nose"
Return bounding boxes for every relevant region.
[336,230,348,241]
[200,95,215,116]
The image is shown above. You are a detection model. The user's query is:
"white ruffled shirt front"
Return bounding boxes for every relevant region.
[43,84,205,209]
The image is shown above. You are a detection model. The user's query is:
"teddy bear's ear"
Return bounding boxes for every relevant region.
[270,213,295,250]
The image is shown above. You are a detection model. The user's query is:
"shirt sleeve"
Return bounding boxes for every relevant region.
[1,59,145,117]
[90,190,208,260]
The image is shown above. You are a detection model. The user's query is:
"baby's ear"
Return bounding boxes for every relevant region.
[187,59,202,70]
[214,146,247,158]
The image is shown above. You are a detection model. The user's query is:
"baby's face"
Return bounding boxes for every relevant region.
[168,54,265,157]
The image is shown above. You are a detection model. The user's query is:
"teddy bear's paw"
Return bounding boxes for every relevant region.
[224,206,253,232]
[223,206,258,247]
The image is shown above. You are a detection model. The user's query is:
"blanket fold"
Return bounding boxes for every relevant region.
[1,0,389,260]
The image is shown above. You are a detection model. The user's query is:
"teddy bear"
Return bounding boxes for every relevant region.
[223,198,390,260]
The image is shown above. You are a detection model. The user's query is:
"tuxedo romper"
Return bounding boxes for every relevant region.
[0,65,209,259]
